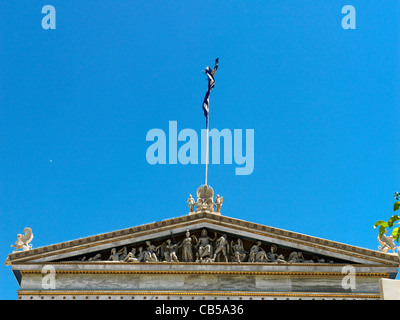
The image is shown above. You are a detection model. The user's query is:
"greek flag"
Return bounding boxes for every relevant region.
[202,89,211,118]
[202,58,219,119]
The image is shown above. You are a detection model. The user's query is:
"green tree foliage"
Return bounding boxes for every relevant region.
[374,192,400,242]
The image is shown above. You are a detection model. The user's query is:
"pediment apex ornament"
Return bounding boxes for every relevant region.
[196,184,214,214]
[187,185,222,215]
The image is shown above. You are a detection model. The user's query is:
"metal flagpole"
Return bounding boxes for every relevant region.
[203,57,218,187]
[205,113,209,186]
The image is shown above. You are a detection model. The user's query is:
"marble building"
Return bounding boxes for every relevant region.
[5,185,399,300]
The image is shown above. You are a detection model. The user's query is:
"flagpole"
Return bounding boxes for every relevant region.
[205,113,209,186]
[203,57,218,187]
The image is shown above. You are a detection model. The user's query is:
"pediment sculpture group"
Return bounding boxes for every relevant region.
[80,229,333,264]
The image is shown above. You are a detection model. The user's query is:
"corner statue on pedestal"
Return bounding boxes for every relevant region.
[215,194,223,213]
[187,195,195,213]
[11,227,33,253]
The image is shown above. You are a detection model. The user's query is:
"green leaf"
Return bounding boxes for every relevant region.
[379,225,387,238]
[392,227,400,243]
[394,201,400,212]
[374,220,388,229]
[388,215,400,228]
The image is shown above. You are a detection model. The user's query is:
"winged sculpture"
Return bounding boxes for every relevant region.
[11,227,33,253]
[377,230,398,253]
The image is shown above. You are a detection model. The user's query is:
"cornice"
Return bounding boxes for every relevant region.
[17,290,381,300]
[19,269,391,278]
[7,213,399,265]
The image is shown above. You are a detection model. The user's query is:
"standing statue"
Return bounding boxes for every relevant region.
[187,195,195,213]
[215,195,223,213]
[231,238,247,263]
[179,230,197,262]
[11,227,33,253]
[196,229,217,261]
[213,234,230,262]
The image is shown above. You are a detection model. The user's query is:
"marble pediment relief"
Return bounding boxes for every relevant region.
[56,227,344,264]
[6,212,399,266]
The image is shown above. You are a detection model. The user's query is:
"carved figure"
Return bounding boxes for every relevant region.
[215,195,223,213]
[378,230,398,253]
[124,248,139,263]
[88,253,102,261]
[11,227,33,253]
[267,245,286,263]
[196,185,214,213]
[136,247,145,262]
[287,251,313,263]
[118,247,128,261]
[248,241,268,262]
[143,241,161,262]
[163,239,180,262]
[213,234,230,262]
[187,195,195,213]
[196,229,217,261]
[179,230,197,262]
[108,248,120,261]
[231,238,247,263]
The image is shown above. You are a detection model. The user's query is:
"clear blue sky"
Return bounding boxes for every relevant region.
[1,1,399,299]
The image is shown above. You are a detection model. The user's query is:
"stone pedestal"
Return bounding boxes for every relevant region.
[379,278,400,300]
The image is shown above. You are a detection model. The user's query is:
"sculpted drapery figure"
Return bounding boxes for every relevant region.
[144,241,161,262]
[231,238,247,263]
[56,228,337,265]
[179,230,196,262]
[248,241,268,262]
[108,248,120,261]
[123,248,139,263]
[136,247,145,262]
[196,229,217,261]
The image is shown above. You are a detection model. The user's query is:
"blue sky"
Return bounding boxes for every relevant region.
[1,1,399,299]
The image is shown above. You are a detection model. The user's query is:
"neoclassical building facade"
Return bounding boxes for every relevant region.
[5,185,399,300]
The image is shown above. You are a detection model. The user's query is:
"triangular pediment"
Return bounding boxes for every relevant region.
[6,213,398,267]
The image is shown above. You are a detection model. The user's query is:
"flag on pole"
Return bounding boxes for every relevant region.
[202,89,211,118]
[202,58,219,118]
